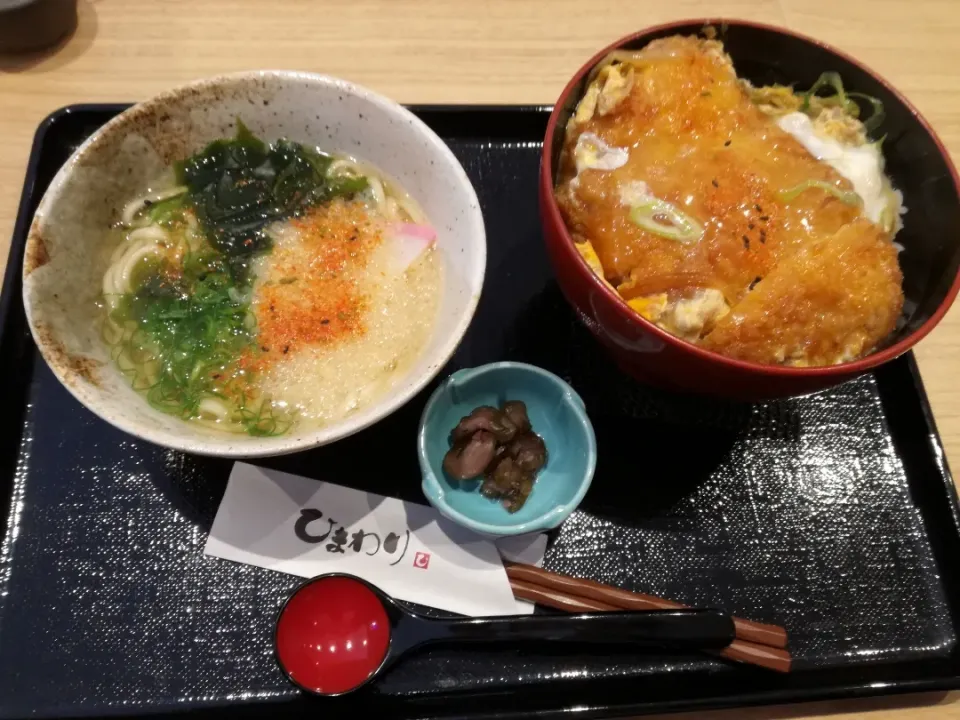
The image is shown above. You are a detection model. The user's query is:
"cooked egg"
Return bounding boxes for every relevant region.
[574,240,617,291]
[628,293,668,322]
[776,112,898,227]
[662,289,729,340]
[597,64,633,116]
[574,132,629,176]
[574,84,601,124]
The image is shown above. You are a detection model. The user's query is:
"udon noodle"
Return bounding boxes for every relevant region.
[102,121,441,435]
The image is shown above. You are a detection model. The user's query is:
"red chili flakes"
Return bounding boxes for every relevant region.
[253,199,384,365]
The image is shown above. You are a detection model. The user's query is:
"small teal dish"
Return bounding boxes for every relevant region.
[418,362,597,536]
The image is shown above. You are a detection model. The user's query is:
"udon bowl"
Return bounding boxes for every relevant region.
[540,20,960,399]
[22,72,486,457]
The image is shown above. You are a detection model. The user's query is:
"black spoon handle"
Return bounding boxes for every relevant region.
[405,609,735,651]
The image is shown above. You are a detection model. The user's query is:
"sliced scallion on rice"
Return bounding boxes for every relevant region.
[629,199,704,243]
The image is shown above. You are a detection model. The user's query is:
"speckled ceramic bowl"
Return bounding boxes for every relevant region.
[22,71,486,457]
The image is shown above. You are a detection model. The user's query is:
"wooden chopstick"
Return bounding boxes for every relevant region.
[510,578,791,673]
[505,562,788,649]
[507,568,792,674]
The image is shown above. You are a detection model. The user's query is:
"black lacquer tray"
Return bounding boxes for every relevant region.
[1,105,960,719]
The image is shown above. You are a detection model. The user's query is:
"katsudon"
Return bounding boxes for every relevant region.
[555,35,904,367]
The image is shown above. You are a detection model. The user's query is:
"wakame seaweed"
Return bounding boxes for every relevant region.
[175,120,368,278]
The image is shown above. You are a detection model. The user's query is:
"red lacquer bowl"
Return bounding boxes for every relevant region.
[540,19,960,400]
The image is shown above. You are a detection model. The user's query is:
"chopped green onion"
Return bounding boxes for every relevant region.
[801,72,858,115]
[146,190,187,225]
[848,92,885,134]
[800,72,885,135]
[629,199,704,244]
[778,179,862,206]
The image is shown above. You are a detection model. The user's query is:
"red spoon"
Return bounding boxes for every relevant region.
[274,573,736,696]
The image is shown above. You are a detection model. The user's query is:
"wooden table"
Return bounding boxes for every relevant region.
[1,1,958,718]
